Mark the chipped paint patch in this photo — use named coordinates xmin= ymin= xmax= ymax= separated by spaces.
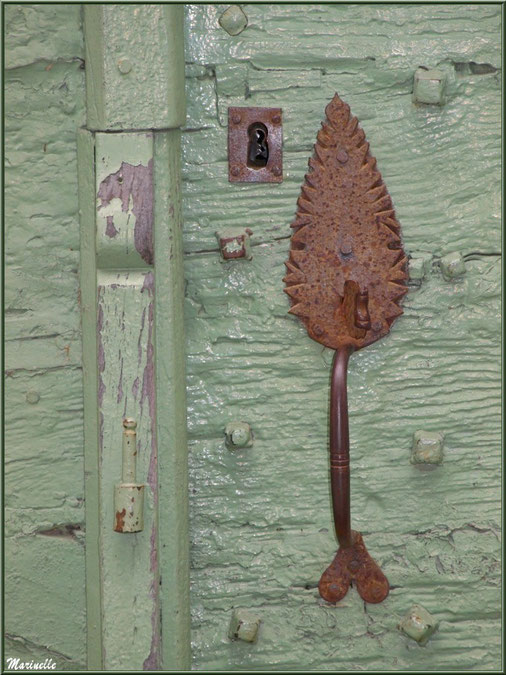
xmin=105 ymin=216 xmax=119 ymax=238
xmin=97 ymin=160 xmax=153 ymax=265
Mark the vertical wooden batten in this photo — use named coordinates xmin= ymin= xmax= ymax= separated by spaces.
xmin=80 ymin=4 xmax=189 ymax=670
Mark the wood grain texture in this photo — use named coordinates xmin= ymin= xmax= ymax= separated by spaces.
xmin=4 ymin=4 xmax=86 ymax=669
xmin=183 ymin=4 xmax=501 ymax=670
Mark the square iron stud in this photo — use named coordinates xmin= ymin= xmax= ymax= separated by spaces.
xmin=228 ymin=609 xmax=261 ymax=643
xmin=440 ymin=251 xmax=466 ymax=280
xmin=228 ymin=107 xmax=283 ymax=183
xmin=399 ymin=604 xmax=440 ymax=645
xmin=413 ymin=68 xmax=447 ymax=105
xmin=216 ymin=228 xmax=253 ymax=261
xmin=219 ymin=6 xmax=248 ymax=36
xmin=411 ymin=430 xmax=444 ymax=465
xmin=408 ymin=253 xmax=432 ymax=282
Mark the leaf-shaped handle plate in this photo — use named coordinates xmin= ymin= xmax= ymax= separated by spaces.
xmin=284 ymin=93 xmax=408 ymax=351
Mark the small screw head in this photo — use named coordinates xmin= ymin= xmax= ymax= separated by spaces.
xmin=225 ymin=421 xmax=253 ymax=448
xmin=231 ymin=166 xmax=241 ymax=177
xmin=272 ymin=113 xmax=281 ymax=124
xmin=231 ymin=113 xmax=242 ymax=124
xmin=272 ymin=166 xmax=282 ymax=177
xmin=25 ymin=390 xmax=40 ymax=404
xmin=372 ymin=320 xmax=383 ymax=332
xmin=117 ymin=58 xmax=133 ymax=75
xmin=340 ymin=242 xmax=353 ymax=256
xmin=336 ymin=147 xmax=349 ymax=164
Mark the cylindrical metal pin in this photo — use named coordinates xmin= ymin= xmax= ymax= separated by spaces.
xmin=113 ymin=418 xmax=145 ymax=533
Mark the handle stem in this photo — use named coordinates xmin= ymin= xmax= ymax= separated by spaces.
xmin=330 ymin=345 xmax=353 ymax=548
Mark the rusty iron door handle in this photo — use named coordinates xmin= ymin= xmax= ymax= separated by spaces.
xmin=284 ymin=93 xmax=408 ymax=604
xmin=329 ymin=346 xmax=353 ymax=549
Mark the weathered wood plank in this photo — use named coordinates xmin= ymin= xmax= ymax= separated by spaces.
xmin=4 ymin=5 xmax=86 ymax=668
xmin=91 ymin=132 xmax=160 ymax=669
xmin=96 ymin=270 xmax=159 ymax=669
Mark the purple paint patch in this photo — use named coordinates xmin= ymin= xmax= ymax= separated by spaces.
xmin=138 ymin=307 xmax=146 ymax=366
xmin=132 ymin=376 xmax=140 ymax=400
xmin=105 ymin=216 xmax=119 ymax=238
xmin=97 ymin=160 xmax=154 ymax=265
xmin=141 ymin=271 xmax=154 ymax=296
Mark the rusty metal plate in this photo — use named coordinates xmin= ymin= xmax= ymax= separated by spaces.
xmin=318 ymin=530 xmax=389 ymax=604
xmin=228 ymin=107 xmax=283 ymax=183
xmin=283 ymin=92 xmax=408 ymax=351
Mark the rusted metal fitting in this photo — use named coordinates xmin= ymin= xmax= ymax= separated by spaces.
xmin=113 ymin=418 xmax=144 ymax=533
xmin=228 ymin=609 xmax=261 ymax=643
xmin=216 ymin=228 xmax=253 ymax=261
xmin=284 ymin=92 xmax=409 ymax=605
xmin=228 ymin=107 xmax=283 ymax=183
xmin=399 ymin=604 xmax=440 ymax=645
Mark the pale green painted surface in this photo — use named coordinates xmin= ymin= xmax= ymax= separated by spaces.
xmin=5 ymin=3 xmax=87 ymax=670
xmin=77 ymin=128 xmax=102 ymax=671
xmin=84 ymin=4 xmax=186 ymax=131
xmin=153 ymin=131 xmax=192 ymax=670
xmin=183 ymin=4 xmax=501 ymax=671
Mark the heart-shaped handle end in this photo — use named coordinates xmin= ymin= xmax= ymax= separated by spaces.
xmin=318 ymin=531 xmax=389 ymax=604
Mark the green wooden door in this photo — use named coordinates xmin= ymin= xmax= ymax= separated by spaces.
xmin=182 ymin=3 xmax=501 ymax=671
xmin=4 ymin=3 xmax=501 ymax=671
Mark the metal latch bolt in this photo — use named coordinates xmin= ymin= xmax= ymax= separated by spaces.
xmin=113 ymin=418 xmax=145 ymax=533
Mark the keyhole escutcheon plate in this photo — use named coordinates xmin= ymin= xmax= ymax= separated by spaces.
xmin=228 ymin=106 xmax=283 ymax=183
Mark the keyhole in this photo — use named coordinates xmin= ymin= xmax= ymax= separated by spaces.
xmin=247 ymin=122 xmax=269 ymax=169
